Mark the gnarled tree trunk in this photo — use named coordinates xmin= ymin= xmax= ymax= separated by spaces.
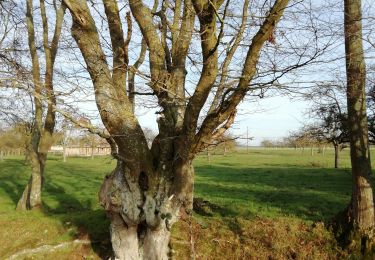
xmin=99 ymin=155 xmax=194 ymax=259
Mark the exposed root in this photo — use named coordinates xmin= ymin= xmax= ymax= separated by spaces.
xmin=6 ymin=239 xmax=91 ymax=260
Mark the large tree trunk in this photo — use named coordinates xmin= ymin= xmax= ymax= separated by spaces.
xmin=99 ymin=157 xmax=194 ymax=259
xmin=108 ymin=213 xmax=172 ymax=260
xmin=109 ymin=214 xmax=171 ymax=260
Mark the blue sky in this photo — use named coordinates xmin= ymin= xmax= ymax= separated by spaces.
xmin=7 ymin=0 xmax=373 ymax=147
xmin=134 ymin=95 xmax=310 ymax=146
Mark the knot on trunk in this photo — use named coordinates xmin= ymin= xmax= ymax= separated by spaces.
xmin=99 ymin=164 xmax=143 ymax=225
xmin=142 ymin=194 xmax=179 ymax=231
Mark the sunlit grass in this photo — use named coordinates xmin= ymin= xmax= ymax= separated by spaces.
xmin=194 ymin=148 xmax=355 ymax=221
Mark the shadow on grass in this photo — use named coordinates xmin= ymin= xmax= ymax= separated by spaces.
xmin=0 ymin=157 xmax=361 ymax=256
xmin=0 ymin=159 xmax=29 ymax=204
xmin=194 ymin=165 xmax=354 ymax=221
xmin=43 ymin=181 xmax=111 ymax=259
xmin=0 ymin=158 xmax=112 ymax=259
xmin=43 ymin=161 xmax=112 ymax=259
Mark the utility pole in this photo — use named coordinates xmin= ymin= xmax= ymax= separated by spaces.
xmin=237 ymin=127 xmax=253 ymax=153
xmin=247 ymin=127 xmax=249 ymax=153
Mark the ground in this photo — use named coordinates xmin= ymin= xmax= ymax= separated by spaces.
xmin=0 ymin=148 xmax=365 ymax=259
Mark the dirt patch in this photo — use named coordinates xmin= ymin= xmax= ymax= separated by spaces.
xmin=193 ymin=198 xmax=224 ymax=216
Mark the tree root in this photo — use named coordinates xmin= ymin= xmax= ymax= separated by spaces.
xmin=329 ymin=206 xmax=375 ymax=258
xmin=6 ymin=239 xmax=91 ymax=260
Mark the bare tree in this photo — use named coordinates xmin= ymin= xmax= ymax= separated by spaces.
xmin=58 ymin=0 xmax=330 ymax=257
xmin=304 ymin=83 xmax=349 ymax=168
xmin=0 ymin=123 xmax=30 ymax=159
xmin=16 ymin=0 xmax=66 ymax=210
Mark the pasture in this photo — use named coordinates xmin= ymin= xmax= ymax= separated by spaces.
xmin=0 ymin=148 xmax=361 ymax=259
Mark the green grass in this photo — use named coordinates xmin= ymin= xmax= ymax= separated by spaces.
xmin=0 ymin=155 xmax=115 ymax=259
xmin=0 ymin=148 xmax=367 ymax=258
xmin=194 ymin=149 xmax=354 ymax=222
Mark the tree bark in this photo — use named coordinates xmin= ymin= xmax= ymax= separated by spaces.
xmin=17 ymin=148 xmax=42 ymax=210
xmin=345 ymin=0 xmax=375 ymax=232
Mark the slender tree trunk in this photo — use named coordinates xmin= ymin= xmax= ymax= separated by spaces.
xmin=63 ymin=145 xmax=67 ymax=162
xmin=91 ymin=140 xmax=94 ymax=160
xmin=334 ymin=144 xmax=339 ymax=169
xmin=206 ymin=148 xmax=211 ymax=164
xmin=345 ymin=0 xmax=375 ymax=232
xmin=17 ymin=148 xmax=43 ymax=210
xmin=331 ymin=0 xmax=375 ymax=254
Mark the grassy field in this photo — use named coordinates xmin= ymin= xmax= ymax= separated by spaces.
xmin=0 ymin=148 xmax=366 ymax=259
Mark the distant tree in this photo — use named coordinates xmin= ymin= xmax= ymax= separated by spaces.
xmin=78 ymin=132 xmax=105 ymax=159
xmin=0 ymin=123 xmax=30 ymax=158
xmin=281 ymin=136 xmax=297 ymax=149
xmin=288 ymin=129 xmax=318 ymax=151
xmin=210 ymin=134 xmax=237 ymax=155
xmin=261 ymin=139 xmax=275 ymax=148
xmin=303 ymin=84 xmax=349 ymax=168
